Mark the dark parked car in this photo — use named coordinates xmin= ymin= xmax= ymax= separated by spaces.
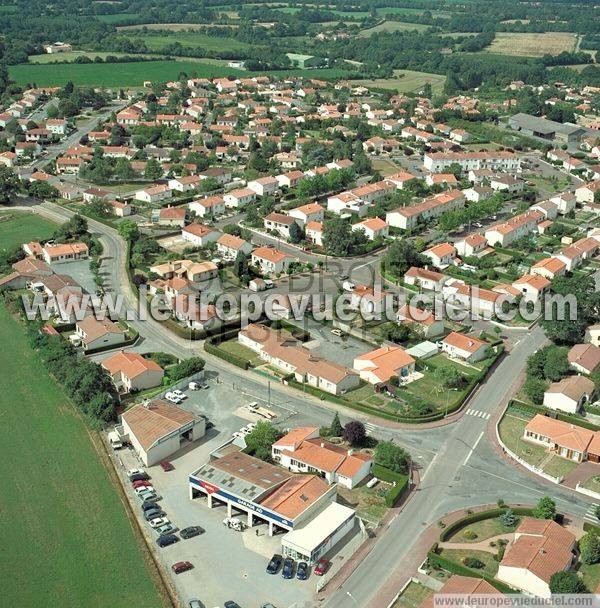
xmin=266 ymin=553 xmax=283 ymax=574
xmin=281 ymin=557 xmax=294 ymax=579
xmin=156 ymin=533 xmax=179 ymax=547
xmin=296 ymin=561 xmax=308 ymax=580
xmin=224 ymin=602 xmax=241 ymax=608
xmin=160 ymin=460 xmax=174 ymax=472
xmin=180 ymin=526 xmax=205 ymax=539
xmin=130 ymin=472 xmax=150 ymax=482
xmin=313 ymin=558 xmax=330 ymax=576
xmin=171 ymin=561 xmax=194 ymax=574
xmin=144 ymin=508 xmax=164 ymax=521
xmin=141 ymin=501 xmax=158 ymax=512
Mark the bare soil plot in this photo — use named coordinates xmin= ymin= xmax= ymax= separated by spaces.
xmin=484 ymin=32 xmax=578 ymax=57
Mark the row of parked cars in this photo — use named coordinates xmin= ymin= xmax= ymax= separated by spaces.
xmin=232 ymin=421 xmax=257 ymax=439
xmin=128 ymin=468 xmax=204 ymax=552
xmin=265 ymin=554 xmax=330 ymax=580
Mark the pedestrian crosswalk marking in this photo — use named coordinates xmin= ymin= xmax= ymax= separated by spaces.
xmin=584 ymin=504 xmax=599 ymax=524
xmin=466 ymin=409 xmax=491 ymax=420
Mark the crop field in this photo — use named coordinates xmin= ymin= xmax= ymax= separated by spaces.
xmin=117 ymin=22 xmax=239 ymax=31
xmin=9 ymin=59 xmax=246 ymax=87
xmin=0 ymin=210 xmax=56 ymax=252
xmin=351 ymin=69 xmax=446 ymax=94
xmin=27 ymin=51 xmax=164 ymax=63
xmin=133 ymin=32 xmax=252 ymax=53
xmin=358 ymin=20 xmax=430 ymax=36
xmin=0 ymin=303 xmax=167 ymax=608
xmin=484 ymin=32 xmax=578 ymax=57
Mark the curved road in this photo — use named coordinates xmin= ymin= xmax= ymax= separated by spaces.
xmin=23 ymin=201 xmax=598 ymax=608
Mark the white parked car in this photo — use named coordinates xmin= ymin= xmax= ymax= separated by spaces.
xmin=342 ymin=280 xmax=355 ymax=291
xmin=188 ymin=381 xmax=200 ymax=390
xmin=171 ymin=389 xmax=186 ymax=399
xmin=165 ymin=392 xmax=183 ymax=404
xmin=149 ymin=517 xmax=170 ymax=529
xmin=127 ymin=468 xmax=145 ymax=478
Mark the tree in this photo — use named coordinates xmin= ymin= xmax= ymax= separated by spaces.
xmin=549 ymin=571 xmax=587 ymax=593
xmin=289 ymin=221 xmax=304 ymax=244
xmin=436 ymin=366 xmax=463 ymax=389
xmin=580 ymin=532 xmax=600 ymax=565
xmin=343 ymin=420 xmax=366 ymax=447
xmin=375 ymin=440 xmax=410 ymax=474
xmin=244 ymin=421 xmax=281 ymax=461
xmin=383 ymin=240 xmax=426 ymax=278
xmin=118 ymin=220 xmax=140 ymax=242
xmin=144 ymin=157 xmax=163 ymax=180
xmin=533 ymin=496 xmax=556 ymax=520
xmin=233 ymin=251 xmax=250 ymax=282
xmin=0 ymin=166 xmax=21 ymax=204
xmin=499 ymin=509 xmax=517 ymax=528
xmin=523 ymin=376 xmax=547 ymax=405
xmin=330 ymin=412 xmax=343 ymax=437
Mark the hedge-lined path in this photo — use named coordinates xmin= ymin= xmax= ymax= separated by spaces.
xmin=438 ymin=533 xmax=516 ymax=553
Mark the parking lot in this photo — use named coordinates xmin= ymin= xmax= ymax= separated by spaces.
xmin=113 ymin=376 xmax=319 ymax=608
xmin=50 ymin=258 xmax=97 ymax=295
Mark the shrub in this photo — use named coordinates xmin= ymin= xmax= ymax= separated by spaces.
xmin=463 ymin=557 xmax=484 ymax=569
xmin=343 ymin=420 xmax=367 ymax=447
xmin=463 ymin=530 xmax=478 ymax=540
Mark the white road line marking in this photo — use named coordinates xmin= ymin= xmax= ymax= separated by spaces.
xmin=463 ymin=431 xmax=484 ymax=466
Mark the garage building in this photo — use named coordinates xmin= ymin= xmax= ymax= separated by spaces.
xmin=189 ymin=449 xmax=356 ymax=558
xmin=120 ymin=399 xmax=205 ymax=466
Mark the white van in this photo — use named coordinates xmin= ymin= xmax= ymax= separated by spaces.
xmin=108 ymin=431 xmax=123 ymax=450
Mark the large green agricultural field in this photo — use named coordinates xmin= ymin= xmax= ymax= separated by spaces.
xmin=9 ymin=59 xmax=246 ymax=87
xmin=0 ymin=210 xmax=56 ymax=253
xmin=131 ymin=31 xmax=252 ymax=53
xmin=28 ymin=51 xmax=166 ymax=63
xmin=358 ymin=20 xmax=430 ymax=36
xmin=0 ymin=302 xmax=167 ymax=608
xmin=96 ymin=12 xmax=141 ymax=23
xmin=351 ymin=69 xmax=446 ymax=94
xmin=483 ymin=32 xmax=578 ymax=57
xmin=10 ymin=60 xmax=356 ymax=87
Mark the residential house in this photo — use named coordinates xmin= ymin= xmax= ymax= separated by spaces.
xmin=455 ymin=233 xmax=488 ymax=257
xmin=530 ymin=257 xmax=566 ymax=280
xmin=351 ymin=217 xmax=389 ymax=241
xmin=512 ymin=274 xmax=551 ymax=301
xmin=568 ymin=343 xmax=600 ymax=375
xmin=353 ymin=345 xmax=415 ymax=385
xmin=440 ymin=332 xmax=488 ymax=363
xmin=396 ymin=304 xmax=444 ymax=338
xmin=247 ymin=176 xmax=279 ymax=197
xmin=223 ymin=187 xmax=256 ymax=209
xmin=181 ymin=223 xmax=220 ymax=248
xmin=42 ymin=242 xmax=88 ymax=264
xmin=157 ymin=206 xmax=187 ymax=228
xmin=288 ymin=203 xmax=324 ymax=225
xmin=252 ymin=246 xmax=294 ymax=275
xmin=423 ymin=243 xmax=456 ymax=269
xmin=188 ymin=195 xmax=226 ymax=219
xmin=101 ymin=350 xmax=164 ymax=394
xmin=403 ymin=266 xmax=448 ymax=291
xmin=305 ymin=221 xmax=324 ymax=247
xmin=216 ymin=233 xmax=252 ymax=261
xmin=75 ymin=317 xmax=127 ymax=351
xmin=135 ymin=184 xmax=172 ymax=204
xmin=263 ymin=212 xmax=299 ymax=239
xmin=543 ymin=375 xmax=596 ymax=413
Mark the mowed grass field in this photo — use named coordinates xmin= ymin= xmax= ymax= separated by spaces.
xmin=352 ymin=69 xmax=446 ymax=94
xmin=0 ymin=303 xmax=167 ymax=608
xmin=484 ymin=32 xmax=578 ymax=57
xmin=358 ymin=20 xmax=430 ymax=36
xmin=0 ymin=210 xmax=56 ymax=253
xmin=28 ymin=51 xmax=164 ymax=63
xmin=10 ymin=59 xmax=246 ymax=86
xmin=135 ymin=32 xmax=252 ymax=53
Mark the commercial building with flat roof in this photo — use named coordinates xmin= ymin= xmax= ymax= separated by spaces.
xmin=508 ymin=113 xmax=587 ymax=143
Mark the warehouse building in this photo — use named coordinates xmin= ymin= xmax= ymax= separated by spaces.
xmin=119 ymin=399 xmax=205 ymax=466
xmin=189 ymin=448 xmax=356 ymax=561
xmin=508 ymin=113 xmax=587 ymax=143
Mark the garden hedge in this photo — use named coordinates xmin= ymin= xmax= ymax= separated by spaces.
xmin=204 ymin=339 xmax=249 ymax=370
xmin=439 ymin=507 xmax=535 ymax=542
xmin=508 ymin=400 xmax=599 ymax=431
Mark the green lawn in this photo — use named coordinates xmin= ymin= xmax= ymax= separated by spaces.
xmin=498 ymin=414 xmax=548 ymax=467
xmin=350 ymin=69 xmax=446 ymax=94
xmin=218 ymin=338 xmax=263 ymax=366
xmin=447 ymin=516 xmax=519 ymax=543
xmin=439 ymin=548 xmax=499 ymax=577
xmin=392 ymin=581 xmax=433 ymax=608
xmin=0 ymin=210 xmax=56 ymax=253
xmin=582 ymin=475 xmax=600 ymax=494
xmin=577 ymin=562 xmax=600 ymax=592
xmin=542 ymin=455 xmax=578 ymax=479
xmin=0 ymin=303 xmax=166 ymax=607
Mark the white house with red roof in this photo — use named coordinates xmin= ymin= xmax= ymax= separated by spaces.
xmin=440 ymin=332 xmax=489 ymax=363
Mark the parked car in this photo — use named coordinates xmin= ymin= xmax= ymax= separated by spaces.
xmin=138 ymin=491 xmax=158 ymax=502
xmin=130 ymin=472 xmax=150 ymax=482
xmin=313 ymin=558 xmax=330 ymax=576
xmin=188 ymin=381 xmax=200 ymax=390
xmin=261 ymin=604 xmax=277 ymax=608
xmin=160 ymin=460 xmax=174 ymax=472
xmin=189 ymin=601 xmax=204 ymax=608
xmin=224 ymin=602 xmax=241 ymax=608
xmin=165 ymin=392 xmax=183 ymax=404
xmin=141 ymin=501 xmax=159 ymax=512
xmin=127 ymin=468 xmax=146 ymax=479
xmin=149 ymin=517 xmax=170 ymax=529
xmin=180 ymin=526 xmax=204 ymax=539
xmin=156 ymin=523 xmax=177 ymax=535
xmin=171 ymin=389 xmax=186 ymax=399
xmin=296 ymin=561 xmax=308 ymax=580
xmin=331 ymin=328 xmax=343 ymax=337
xmin=156 ymin=533 xmax=179 ymax=548
xmin=144 ymin=508 xmax=164 ymax=521
xmin=281 ymin=557 xmax=294 ymax=579
xmin=266 ymin=554 xmax=283 ymax=574
xmin=200 ymin=383 xmax=209 ymax=389
xmin=132 ymin=480 xmax=153 ymax=489
xmin=135 ymin=486 xmax=154 ymax=496
xmin=171 ymin=561 xmax=193 ymax=574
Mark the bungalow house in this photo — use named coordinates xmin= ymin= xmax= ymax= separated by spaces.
xmin=149 ymin=259 xmax=218 ymax=283
xmin=223 ymin=187 xmax=256 ymax=209
xmin=276 ymin=170 xmax=306 ymax=189
xmin=252 ymin=246 xmax=294 ymax=275
xmin=353 ymin=345 xmax=415 ymax=385
xmin=351 ymin=217 xmax=389 ymax=241
xmin=216 ymin=233 xmax=252 ymax=261
xmin=455 ymin=233 xmax=488 ymax=257
xmin=157 ymin=206 xmax=187 ymax=228
xmin=422 ymin=243 xmax=456 ymax=269
xmin=75 ymin=317 xmax=127 ymax=351
xmin=272 ymin=428 xmax=373 ymax=489
xmin=404 ymin=266 xmax=447 ymax=291
xmin=181 ymin=223 xmax=220 ymax=248
xmin=101 ymin=350 xmax=164 ymax=394
xmin=497 ymin=517 xmax=576 ymax=598
xmin=568 ymin=343 xmax=600 ymax=375
xmin=188 ymin=195 xmax=226 ymax=219
xmin=440 ymin=332 xmax=488 ymax=363
xmin=530 ymin=257 xmax=566 ymax=280
xmin=575 ymin=180 xmax=600 ymax=205
xmin=263 ymin=212 xmax=299 ymax=239
xmin=247 ymin=176 xmax=278 ymax=197
xmin=385 ymin=171 xmax=417 ymax=190
xmin=288 ymin=203 xmax=324 ymax=225
xmin=135 ymin=184 xmax=172 ymax=204
xmin=512 ymin=274 xmax=551 ymax=301
xmin=543 ymin=375 xmax=596 ymax=413
xmin=42 ymin=242 xmax=88 ymax=264
xmin=396 ymin=304 xmax=444 ymax=338
xmin=168 ymin=175 xmax=201 ymax=193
